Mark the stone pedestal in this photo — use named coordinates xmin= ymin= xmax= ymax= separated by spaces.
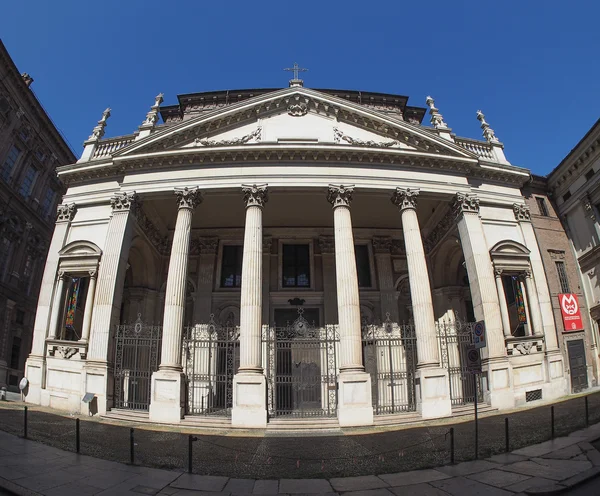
xmin=24 ymin=355 xmax=45 ymax=405
xmin=337 ymin=371 xmax=374 ymax=427
xmin=82 ymin=360 xmax=112 ymax=416
xmin=148 ymin=370 xmax=185 ymax=423
xmin=415 ymin=367 xmax=452 ymax=418
xmin=482 ymin=359 xmax=515 ymax=409
xmin=543 ymin=351 xmax=568 ymax=400
xmin=231 ymin=372 xmax=267 ymax=428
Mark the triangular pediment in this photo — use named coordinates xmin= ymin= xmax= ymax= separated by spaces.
xmin=112 ymin=87 xmax=477 ymax=161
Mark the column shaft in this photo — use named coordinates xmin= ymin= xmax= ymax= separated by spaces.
xmin=80 ymin=272 xmax=97 ymax=343
xmin=319 ymin=236 xmax=338 ymax=325
xmin=524 ymin=272 xmax=544 ymax=337
xmin=373 ymin=237 xmax=399 ymax=323
xmin=495 ymin=271 xmax=512 ymax=338
xmin=47 ymin=274 xmax=66 ymax=340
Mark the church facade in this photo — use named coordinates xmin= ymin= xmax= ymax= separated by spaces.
xmin=24 ymin=80 xmax=579 ymax=427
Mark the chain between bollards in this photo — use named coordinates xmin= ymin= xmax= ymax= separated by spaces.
xmin=449 ymin=427 xmax=455 ymax=465
xmin=76 ymin=418 xmax=80 ymax=453
xmin=130 ymin=428 xmax=135 ymax=465
xmin=551 ymin=406 xmax=555 ymax=440
xmin=585 ymin=396 xmax=589 ymax=427
xmin=505 ymin=417 xmax=509 ymax=453
xmin=23 ymin=406 xmax=27 ymax=439
xmin=188 ymin=435 xmax=198 ymax=474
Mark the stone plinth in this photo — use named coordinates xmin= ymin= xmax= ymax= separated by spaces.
xmin=415 ymin=367 xmax=452 ymax=418
xmin=337 ymin=371 xmax=374 ymax=427
xmin=231 ymin=372 xmax=267 ymax=428
xmin=148 ymin=370 xmax=185 ymax=423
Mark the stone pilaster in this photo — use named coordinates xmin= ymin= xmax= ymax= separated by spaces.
xmin=262 ymin=236 xmax=272 ymax=325
xmin=80 ymin=270 xmax=97 ymax=343
xmin=373 ymin=236 xmax=399 ymax=323
xmin=319 ymin=236 xmax=338 ymax=325
xmin=523 ymin=270 xmax=544 ymax=337
xmin=192 ymin=237 xmax=218 ymax=324
xmin=392 ymin=187 xmax=451 ymax=418
xmin=47 ymin=271 xmax=66 ymax=340
xmin=453 ymin=192 xmax=514 ymax=409
xmin=232 ymin=184 xmax=268 ymax=428
xmin=327 ymin=185 xmax=373 ymax=426
xmin=494 ymin=269 xmax=512 ymax=338
xmin=149 ymin=187 xmax=202 ymax=423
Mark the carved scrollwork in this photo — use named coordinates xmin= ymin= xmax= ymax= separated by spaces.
xmin=513 ymin=203 xmax=531 ymax=222
xmin=175 ymin=187 xmax=202 ymax=210
xmin=452 ymin=192 xmax=480 ymax=217
xmin=191 ymin=236 xmax=219 ymax=255
xmin=135 ymin=207 xmax=170 ymax=254
xmin=372 ymin=236 xmax=392 ymax=254
xmin=391 ymin=187 xmax=419 ymax=211
xmin=333 ymin=127 xmax=399 ymax=148
xmin=110 ymin=192 xmax=138 ymax=212
xmin=327 ymin=184 xmax=354 ymax=208
xmin=318 ymin=235 xmax=335 ymax=254
xmin=195 ymin=126 xmax=261 ymax=147
xmin=287 ymin=103 xmax=308 ymax=117
xmin=56 ymin=203 xmax=77 ymax=223
xmin=241 ymin=184 xmax=268 ymax=208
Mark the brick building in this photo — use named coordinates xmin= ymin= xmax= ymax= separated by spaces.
xmin=0 ymin=40 xmax=75 ymax=390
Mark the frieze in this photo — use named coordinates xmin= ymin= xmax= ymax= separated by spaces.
xmin=194 ymin=126 xmax=261 ymax=147
xmin=513 ymin=203 xmax=531 ymax=222
xmin=372 ymin=236 xmax=392 ymax=254
xmin=548 ymin=249 xmax=566 ymax=260
xmin=333 ymin=127 xmax=399 ymax=148
xmin=47 ymin=342 xmax=87 ymax=360
xmin=242 ymin=184 xmax=268 ymax=208
xmin=506 ymin=337 xmax=544 ymax=356
xmin=191 ymin=236 xmax=219 ymax=255
xmin=327 ymin=184 xmax=354 ymax=208
xmin=175 ymin=187 xmax=203 ymax=210
xmin=452 ymin=192 xmax=480 ymax=217
xmin=391 ymin=187 xmax=419 ymax=211
xmin=318 ymin=235 xmax=335 ymax=254
xmin=391 ymin=239 xmax=406 ymax=256
xmin=56 ymin=203 xmax=77 ymax=223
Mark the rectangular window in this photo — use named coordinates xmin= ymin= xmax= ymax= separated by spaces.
xmin=355 ymin=245 xmax=372 ymax=287
xmin=1 ymin=145 xmax=21 ymax=181
xmin=563 ymin=192 xmax=572 ymax=202
xmin=536 ymin=197 xmax=549 ymax=216
xmin=41 ymin=188 xmax=55 ymax=217
xmin=220 ymin=245 xmax=243 ymax=288
xmin=282 ymin=244 xmax=310 ymax=288
xmin=556 ymin=261 xmax=570 ymax=293
xmin=10 ymin=337 xmax=21 ymax=370
xmin=15 ymin=310 xmax=24 ymax=325
xmin=0 ymin=237 xmax=11 ymax=278
xmin=585 ymin=169 xmax=595 ymax=181
xmin=19 ymin=164 xmax=36 ymax=198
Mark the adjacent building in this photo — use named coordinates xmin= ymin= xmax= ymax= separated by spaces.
xmin=0 ymin=40 xmax=75 ymax=391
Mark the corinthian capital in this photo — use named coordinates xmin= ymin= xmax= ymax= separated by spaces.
xmin=242 ymin=184 xmax=268 ymax=208
xmin=175 ymin=187 xmax=202 ymax=210
xmin=391 ymin=187 xmax=419 ymax=211
xmin=513 ymin=203 xmax=531 ymax=222
xmin=372 ymin=236 xmax=392 ymax=253
xmin=327 ymin=184 xmax=354 ymax=208
xmin=56 ymin=203 xmax=77 ymax=223
xmin=452 ymin=192 xmax=480 ymax=217
xmin=111 ymin=192 xmax=138 ymax=212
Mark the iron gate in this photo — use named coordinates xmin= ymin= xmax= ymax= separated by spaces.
xmin=362 ymin=319 xmax=418 ymax=414
xmin=113 ymin=315 xmax=161 ymax=411
xmin=437 ymin=320 xmax=483 ymax=405
xmin=183 ymin=316 xmax=239 ymax=416
xmin=263 ymin=310 xmax=339 ymax=417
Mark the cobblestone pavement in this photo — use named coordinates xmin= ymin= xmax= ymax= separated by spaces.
xmin=0 ymin=420 xmax=599 ymax=495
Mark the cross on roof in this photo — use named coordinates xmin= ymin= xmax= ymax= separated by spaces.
xmin=284 ymin=62 xmax=308 ymax=81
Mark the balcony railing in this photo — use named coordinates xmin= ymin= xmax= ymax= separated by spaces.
xmin=455 ymin=137 xmax=495 ymax=161
xmin=92 ymin=135 xmax=135 ymax=159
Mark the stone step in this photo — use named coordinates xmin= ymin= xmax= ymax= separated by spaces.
xmin=103 ymin=409 xmax=150 ymax=423
xmin=267 ymin=417 xmax=340 ymax=431
xmin=180 ymin=416 xmax=233 ymax=429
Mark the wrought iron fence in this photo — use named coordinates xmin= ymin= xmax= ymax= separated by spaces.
xmin=263 ymin=311 xmax=339 ymax=418
xmin=437 ymin=320 xmax=483 ymax=406
xmin=113 ymin=315 xmax=162 ymax=411
xmin=182 ymin=316 xmax=239 ymax=416
xmin=362 ymin=319 xmax=418 ymax=414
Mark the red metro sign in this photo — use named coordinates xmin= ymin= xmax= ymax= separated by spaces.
xmin=558 ymin=293 xmax=584 ymax=332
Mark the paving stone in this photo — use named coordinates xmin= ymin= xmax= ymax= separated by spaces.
xmin=530 ymin=456 xmax=592 ymax=474
xmin=253 ymin=479 xmax=279 ymax=494
xmin=329 ymin=475 xmax=389 ymax=492
xmin=43 ymin=481 xmax=102 ymax=496
xmin=223 ymin=478 xmax=255 ymax=493
xmin=560 ymin=465 xmax=600 ymax=487
xmin=486 ymin=453 xmax=529 ymax=465
xmin=0 ymin=464 xmax=27 ymax=480
xmin=157 ymin=488 xmax=179 ymax=495
xmin=540 ymin=444 xmax=582 ymax=459
xmin=512 ymin=438 xmax=579 ymax=458
xmin=279 ymin=478 xmax=333 ymax=493
xmin=430 ymin=476 xmax=514 ymax=495
xmin=498 ymin=460 xmax=585 ymax=482
xmin=573 ymin=454 xmax=589 ymax=461
xmin=577 ymin=441 xmax=595 ymax=452
xmin=340 ymin=489 xmax=394 ymax=496
xmin=170 ymin=474 xmax=229 ymax=491
xmin=436 ymin=460 xmax=498 ymax=477
xmin=378 ymin=469 xmax=450 ymax=487
xmin=504 ymin=476 xmax=561 ymax=493
xmin=388 ymin=483 xmax=451 ymax=496
xmin=586 ymin=449 xmax=600 ymax=466
xmin=467 ymin=469 xmax=531 ymax=488
xmin=524 ymin=483 xmax=566 ymax=494
xmin=79 ymin=469 xmax=138 ymax=489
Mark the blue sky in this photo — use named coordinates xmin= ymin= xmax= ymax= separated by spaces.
xmin=2 ymin=1 xmax=599 ymax=175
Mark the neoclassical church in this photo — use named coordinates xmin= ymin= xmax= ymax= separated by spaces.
xmin=24 ymin=74 xmax=572 ymax=427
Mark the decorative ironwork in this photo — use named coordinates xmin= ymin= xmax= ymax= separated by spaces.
xmin=182 ymin=315 xmax=240 ymax=417
xmin=263 ymin=309 xmax=339 ymax=418
xmin=436 ymin=320 xmax=483 ymax=406
xmin=362 ymin=315 xmax=418 ymax=414
xmin=113 ymin=314 xmax=162 ymax=411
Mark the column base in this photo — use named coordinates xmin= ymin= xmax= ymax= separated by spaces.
xmin=337 ymin=371 xmax=374 ymax=427
xmin=415 ymin=367 xmax=452 ymax=419
xmin=483 ymin=359 xmax=515 ymax=410
xmin=231 ymin=372 xmax=267 ymax=428
xmin=148 ymin=369 xmax=185 ymax=423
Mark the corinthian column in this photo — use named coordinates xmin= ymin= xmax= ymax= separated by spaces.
xmin=523 ymin=270 xmax=544 ymax=337
xmin=232 ymin=184 xmax=269 ymax=428
xmin=327 ymin=185 xmax=373 ymax=426
xmin=80 ymin=270 xmax=97 ymax=343
xmin=47 ymin=271 xmax=67 ymax=340
xmin=150 ymin=187 xmax=202 ymax=422
xmin=238 ymin=184 xmax=267 ymax=373
xmin=391 ymin=188 xmax=439 ymax=369
xmin=494 ymin=269 xmax=512 ymax=338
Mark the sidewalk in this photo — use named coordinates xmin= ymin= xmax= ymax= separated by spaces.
xmin=1 ymin=424 xmax=600 ymax=495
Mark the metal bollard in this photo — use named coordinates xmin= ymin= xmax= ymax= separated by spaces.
xmin=551 ymin=406 xmax=555 ymax=440
xmin=505 ymin=417 xmax=509 ymax=453
xmin=585 ymin=396 xmax=589 ymax=427
xmin=76 ymin=418 xmax=80 ymax=453
xmin=450 ymin=427 xmax=455 ymax=465
xmin=188 ymin=435 xmax=198 ymax=473
xmin=23 ymin=406 xmax=28 ymax=439
xmin=130 ymin=428 xmax=135 ymax=465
